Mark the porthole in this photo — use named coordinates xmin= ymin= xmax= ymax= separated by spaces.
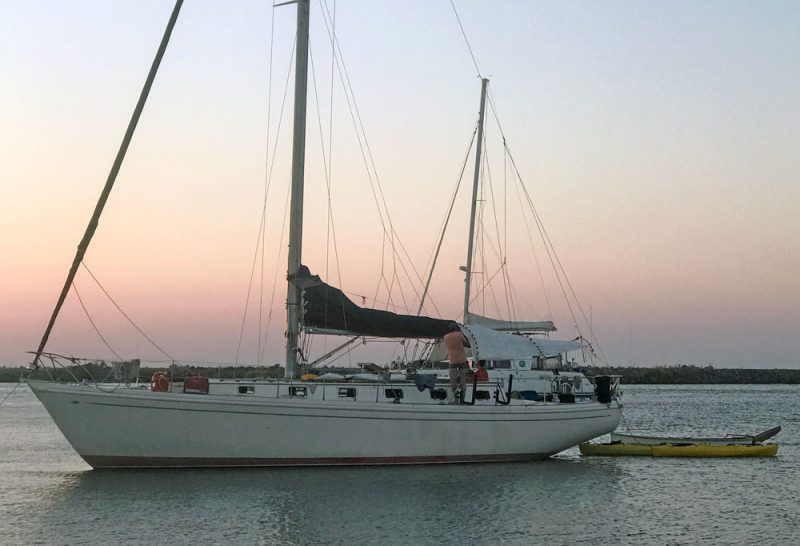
xmin=289 ymin=386 xmax=307 ymax=397
xmin=338 ymin=387 xmax=356 ymax=399
xmin=384 ymin=388 xmax=404 ymax=399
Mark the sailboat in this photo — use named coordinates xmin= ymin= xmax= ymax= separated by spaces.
xmin=26 ymin=0 xmax=621 ymax=468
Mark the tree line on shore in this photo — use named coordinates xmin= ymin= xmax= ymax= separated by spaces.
xmin=587 ymin=365 xmax=800 ymax=384
xmin=2 ymin=362 xmax=799 ymax=384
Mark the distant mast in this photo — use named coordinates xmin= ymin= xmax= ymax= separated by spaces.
xmin=285 ymin=0 xmax=311 ymax=379
xmin=462 ymin=77 xmax=489 ymax=324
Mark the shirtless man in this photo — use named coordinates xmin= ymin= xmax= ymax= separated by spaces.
xmin=443 ymin=323 xmax=468 ymax=403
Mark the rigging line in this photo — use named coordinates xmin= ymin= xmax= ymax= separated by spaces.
xmin=81 ymin=263 xmax=175 ymax=362
xmin=479 ymin=216 xmax=506 ymax=321
xmin=372 ymin=236 xmax=387 ymax=306
xmin=236 ymin=32 xmax=297 ymax=365
xmin=317 ymin=4 xmax=424 ymax=312
xmin=485 ymin=100 xmax=518 ymax=320
xmin=258 ymin=203 xmax=265 ymax=366
xmin=514 ymin=170 xmax=578 ymax=332
xmin=339 ymin=291 xmax=419 ymax=315
xmin=0 ymin=381 xmax=22 ymax=408
xmin=258 ymin=7 xmax=279 ymax=366
xmin=504 ymin=275 xmax=541 ymax=324
xmin=480 ymin=127 xmax=516 ymax=324
xmin=309 ymin=49 xmax=342 ymax=332
xmin=486 ymin=92 xmax=564 ymax=325
xmin=260 ymin=35 xmax=302 ymax=363
xmin=31 ymin=0 xmax=184 ymax=369
xmin=508 ymin=152 xmax=609 ymax=364
xmin=449 ymin=0 xmax=481 ymax=77
xmin=258 ymin=175 xmax=292 ymax=365
xmin=417 ymin=127 xmax=477 ymax=316
xmin=259 ymin=36 xmax=299 ymax=360
xmin=509 ymin=163 xmax=572 ymax=311
xmin=326 ymin=0 xmax=337 ymax=186
xmin=317 ymin=4 xmax=389 ymax=234
xmin=73 ymin=283 xmax=123 ymax=361
xmin=379 ymin=223 xmax=431 ymax=316
xmin=392 ymin=258 xmax=410 ymax=312
xmin=396 ymin=234 xmax=443 ymax=317
xmin=392 ymin=225 xmax=431 ymax=293
xmin=387 ymin=272 xmax=406 ymax=314
xmin=317 ymin=4 xmax=403 ymax=281
xmin=309 ymin=43 xmax=346 ymax=355
xmin=380 ymin=249 xmax=410 ymax=315
xmin=318 ymin=0 xmax=338 ymax=297
xmin=488 ymin=91 xmax=553 ymax=319
xmin=326 ymin=0 xmax=338 ymax=285
xmin=307 ymin=335 xmax=360 ymax=367
xmin=322 ymin=337 xmax=372 ymax=366
xmin=469 ymin=263 xmax=504 ymax=312
xmin=236 ymin=213 xmax=265 ymax=365
xmin=241 ymin=30 xmax=297 ymax=363
xmin=324 ymin=0 xmax=347 ymax=331
xmin=321 ymin=3 xmax=441 ymax=319
xmin=503 ymin=138 xmax=507 ymax=276
xmin=388 ymin=237 xmax=424 ymax=318
xmin=493 ymin=151 xmax=517 ymax=324
xmin=310 ymin=46 xmax=334 ymax=355
xmin=509 ymin=162 xmax=553 ymax=317
xmin=484 ymin=93 xmax=528 ymax=323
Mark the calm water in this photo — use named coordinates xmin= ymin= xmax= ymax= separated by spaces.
xmin=1 ymin=383 xmax=798 ymax=545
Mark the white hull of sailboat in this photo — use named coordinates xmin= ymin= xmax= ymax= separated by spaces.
xmin=28 ymin=380 xmax=621 ymax=468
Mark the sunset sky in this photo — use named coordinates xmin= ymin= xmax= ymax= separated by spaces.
xmin=1 ymin=0 xmax=798 ymax=369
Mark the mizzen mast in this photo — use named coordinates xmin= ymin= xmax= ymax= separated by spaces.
xmin=462 ymin=77 xmax=489 ymax=324
xmin=284 ymin=0 xmax=311 ymax=379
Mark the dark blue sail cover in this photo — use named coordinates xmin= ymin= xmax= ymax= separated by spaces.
xmin=295 ymin=266 xmax=454 ymax=339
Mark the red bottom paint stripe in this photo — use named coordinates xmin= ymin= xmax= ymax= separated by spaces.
xmin=83 ymin=452 xmax=552 ymax=468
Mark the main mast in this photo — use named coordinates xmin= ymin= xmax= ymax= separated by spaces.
xmin=462 ymin=77 xmax=489 ymax=324
xmin=285 ymin=0 xmax=311 ymax=379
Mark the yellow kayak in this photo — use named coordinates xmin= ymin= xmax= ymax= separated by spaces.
xmin=579 ymin=442 xmax=778 ymax=458
xmin=652 ymin=443 xmax=778 ymax=458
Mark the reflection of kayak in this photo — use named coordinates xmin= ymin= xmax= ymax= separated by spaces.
xmin=579 ymin=442 xmax=779 ymax=457
xmin=610 ymin=426 xmax=781 ymax=446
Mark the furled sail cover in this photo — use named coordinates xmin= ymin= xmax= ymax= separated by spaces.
xmin=460 ymin=324 xmax=582 ymax=360
xmin=296 ymin=266 xmax=455 ymax=338
xmin=465 ymin=312 xmax=555 ymax=332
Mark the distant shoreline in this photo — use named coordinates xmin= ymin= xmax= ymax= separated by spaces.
xmin=587 ymin=365 xmax=800 ymax=385
xmin=2 ymin=364 xmax=798 ymax=384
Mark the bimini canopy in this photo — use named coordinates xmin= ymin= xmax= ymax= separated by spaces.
xmin=460 ymin=324 xmax=582 ymax=361
xmin=296 ymin=266 xmax=455 ymax=339
xmin=465 ymin=312 xmax=555 ymax=333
